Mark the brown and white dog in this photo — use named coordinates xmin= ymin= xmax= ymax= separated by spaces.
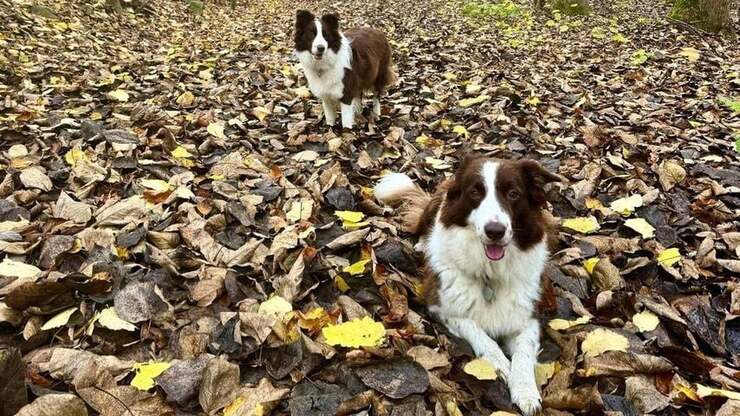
xmin=294 ymin=10 xmax=396 ymax=129
xmin=375 ymin=156 xmax=561 ymax=415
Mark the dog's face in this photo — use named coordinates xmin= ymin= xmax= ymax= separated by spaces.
xmin=294 ymin=10 xmax=342 ymax=63
xmin=441 ymin=157 xmax=561 ymax=260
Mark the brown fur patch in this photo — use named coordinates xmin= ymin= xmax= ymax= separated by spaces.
xmin=439 ymin=156 xmax=486 ymax=228
xmin=421 ymin=265 xmax=440 ymax=306
xmin=341 ymin=28 xmax=395 ymax=104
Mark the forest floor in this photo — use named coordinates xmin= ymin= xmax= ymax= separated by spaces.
xmin=1 ymin=0 xmax=740 ymax=415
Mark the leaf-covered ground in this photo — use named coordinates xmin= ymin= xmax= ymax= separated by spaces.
xmin=1 ymin=0 xmax=740 ymax=415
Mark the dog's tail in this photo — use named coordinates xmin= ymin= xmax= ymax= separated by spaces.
xmin=374 ymin=173 xmax=430 ymax=234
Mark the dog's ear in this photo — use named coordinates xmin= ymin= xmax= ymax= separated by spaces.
xmin=321 ymin=13 xmax=340 ymax=32
xmin=296 ymin=10 xmax=314 ymax=29
xmin=447 ymin=153 xmax=479 ymax=201
xmin=519 ymin=159 xmax=562 ymax=207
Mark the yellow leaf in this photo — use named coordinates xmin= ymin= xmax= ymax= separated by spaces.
xmin=171 ymin=146 xmax=193 ymax=159
xmin=130 ymin=362 xmax=172 ymax=390
xmin=452 ymin=125 xmax=469 ymax=139
xmin=335 ymin=275 xmax=350 ymax=292
xmin=465 ymin=83 xmax=481 ymax=95
xmin=657 ymin=247 xmax=680 ymax=267
xmin=458 ymin=95 xmax=490 ymax=108
xmin=445 ymin=401 xmax=464 ymax=416
xmin=107 ymin=89 xmax=130 ymax=102
xmin=322 ymin=316 xmax=385 ymax=348
xmin=97 ymin=307 xmax=137 ymax=331
xmin=463 ymin=358 xmax=498 ymax=380
xmin=292 ymin=86 xmax=311 ymax=98
xmin=335 ymin=210 xmax=367 ymax=230
xmin=527 ymin=95 xmax=541 ymax=106
xmin=679 ymin=47 xmax=700 ymax=62
xmin=140 ymin=179 xmax=172 ymax=193
xmin=609 ymin=194 xmax=643 ymax=216
xmin=632 ymin=310 xmax=659 ymax=332
xmin=343 ymin=259 xmax=370 ymax=276
xmin=548 ymin=316 xmax=590 ymax=330
xmin=583 ymin=257 xmax=600 ymax=274
xmin=425 ymin=156 xmax=452 ymax=170
xmin=695 ymin=384 xmax=740 ymax=400
xmin=64 ymin=148 xmax=88 ymax=167
xmin=535 ymin=362 xmax=558 ymax=387
xmin=335 ymin=210 xmax=364 ymax=223
xmin=258 ymin=296 xmax=293 ymax=316
xmin=286 ymin=199 xmax=313 ymax=222
xmin=207 ymin=121 xmax=226 ymax=139
xmin=224 ymin=396 xmax=246 ymax=416
xmin=581 ymin=328 xmax=629 ymax=357
xmin=624 ymin=218 xmax=655 ymax=239
xmin=41 ymin=307 xmax=77 ymax=331
xmin=0 ymin=258 xmax=42 ymax=279
xmin=562 ymin=216 xmax=600 ymax=234
xmin=674 ymin=383 xmax=701 ymax=402
xmin=252 ymin=106 xmax=270 ymax=122
xmin=443 ymin=72 xmax=458 ymax=81
xmin=176 ymin=91 xmax=195 ymax=107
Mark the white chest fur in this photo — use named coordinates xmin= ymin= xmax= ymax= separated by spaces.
xmin=295 ymin=37 xmax=352 ymax=102
xmin=425 ymin=222 xmax=546 ymax=339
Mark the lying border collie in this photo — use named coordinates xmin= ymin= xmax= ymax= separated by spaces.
xmin=293 ymin=10 xmax=396 ymax=129
xmin=375 ymin=156 xmax=561 ymax=415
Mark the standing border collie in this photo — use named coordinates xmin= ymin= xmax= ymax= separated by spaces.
xmin=293 ymin=10 xmax=396 ymax=129
xmin=375 ymin=156 xmax=561 ymax=415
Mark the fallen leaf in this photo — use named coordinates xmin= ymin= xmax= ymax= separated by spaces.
xmin=632 ymin=310 xmax=660 ymax=332
xmin=609 ymin=194 xmax=643 ymax=216
xmin=696 ymin=384 xmax=740 ymax=400
xmin=0 ymin=258 xmax=41 ymax=280
xmin=355 ymin=358 xmax=429 ymax=399
xmin=343 ymin=259 xmax=371 ymax=276
xmin=657 ymin=247 xmax=681 ymax=267
xmin=458 ymin=94 xmax=490 ymax=108
xmin=16 ymin=393 xmax=87 ymax=416
xmin=582 ymin=328 xmax=630 ymax=357
xmin=207 ymin=121 xmax=227 ymax=139
xmin=41 ymin=307 xmax=77 ymax=331
xmin=131 ymin=362 xmax=172 ymax=391
xmin=562 ymin=216 xmax=600 ymax=234
xmin=463 ymin=358 xmax=498 ymax=380
xmin=322 ymin=316 xmax=385 ymax=348
xmin=258 ymin=295 xmax=293 ymax=316
xmin=624 ymin=218 xmax=655 ymax=238
xmin=107 ymin=89 xmax=130 ymax=102
xmin=549 ymin=316 xmax=590 ymax=330
xmin=679 ymin=47 xmax=700 ymax=62
xmin=96 ymin=307 xmax=137 ymax=332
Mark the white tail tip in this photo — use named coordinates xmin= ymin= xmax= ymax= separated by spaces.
xmin=374 ymin=173 xmax=416 ymax=204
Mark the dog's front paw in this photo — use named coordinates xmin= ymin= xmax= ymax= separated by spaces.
xmin=482 ymin=354 xmax=511 ymax=383
xmin=510 ymin=384 xmax=541 ymax=416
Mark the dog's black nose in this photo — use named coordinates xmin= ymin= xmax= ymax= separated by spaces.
xmin=316 ymin=45 xmax=325 ymax=53
xmin=484 ymin=222 xmax=506 ymax=241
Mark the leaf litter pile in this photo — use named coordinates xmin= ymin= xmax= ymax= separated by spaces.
xmin=1 ymin=0 xmax=739 ymax=415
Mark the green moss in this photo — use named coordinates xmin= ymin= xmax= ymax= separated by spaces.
xmin=550 ymin=0 xmax=590 ymax=16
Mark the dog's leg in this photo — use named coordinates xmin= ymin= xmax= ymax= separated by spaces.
xmin=340 ymin=101 xmax=355 ymax=129
xmin=506 ymin=319 xmax=541 ymax=416
xmin=371 ymin=97 xmax=381 ymax=119
xmin=322 ymin=98 xmax=336 ymax=126
xmin=443 ymin=317 xmax=511 ymax=381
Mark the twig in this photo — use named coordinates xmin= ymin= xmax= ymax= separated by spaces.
xmin=667 ymin=16 xmax=713 ymax=37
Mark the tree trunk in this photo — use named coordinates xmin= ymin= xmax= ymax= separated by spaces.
xmin=701 ymin=0 xmax=731 ymax=31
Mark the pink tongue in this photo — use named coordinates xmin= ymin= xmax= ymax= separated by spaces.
xmin=485 ymin=244 xmax=505 ymax=261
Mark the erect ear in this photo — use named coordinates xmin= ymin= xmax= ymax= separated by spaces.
xmin=519 ymin=159 xmax=562 ymax=207
xmin=296 ymin=10 xmax=314 ymax=29
xmin=321 ymin=13 xmax=340 ymax=32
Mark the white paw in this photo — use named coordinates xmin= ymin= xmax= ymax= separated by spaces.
xmin=510 ymin=384 xmax=541 ymax=416
xmin=483 ymin=354 xmax=511 ymax=383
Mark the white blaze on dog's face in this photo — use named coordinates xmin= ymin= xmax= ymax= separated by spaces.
xmin=440 ymin=157 xmax=561 ymax=261
xmin=294 ymin=11 xmax=342 ymax=66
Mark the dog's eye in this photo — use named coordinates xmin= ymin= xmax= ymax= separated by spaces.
xmin=507 ymin=189 xmax=521 ymax=201
xmin=470 ymin=183 xmax=485 ymax=199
